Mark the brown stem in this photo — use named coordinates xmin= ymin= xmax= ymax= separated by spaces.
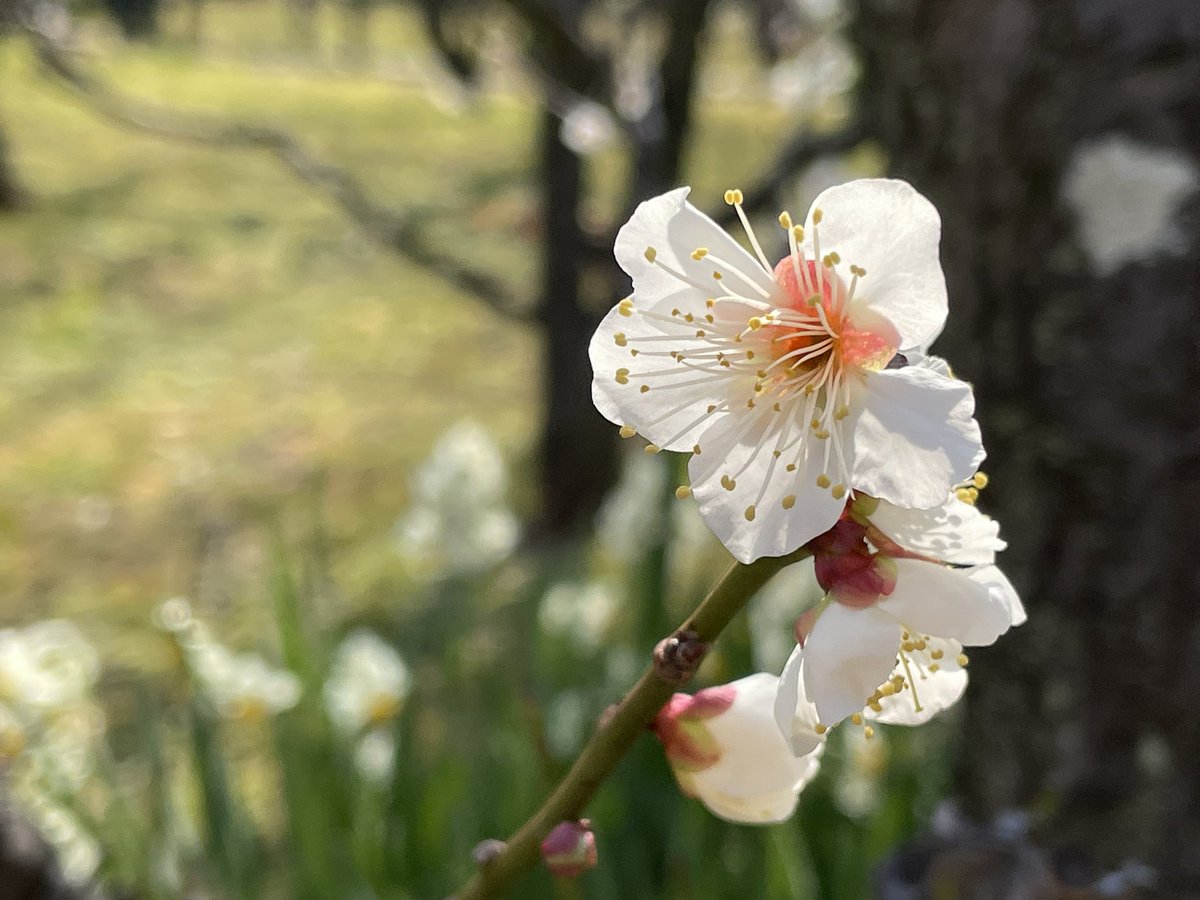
xmin=451 ymin=546 xmax=811 ymax=899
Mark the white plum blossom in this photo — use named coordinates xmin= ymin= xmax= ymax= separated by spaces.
xmin=0 ymin=620 xmax=100 ymax=712
xmin=395 ymin=419 xmax=520 ymax=576
xmin=652 ymin=673 xmax=822 ymax=824
xmin=590 ymin=180 xmax=984 ymax=563
xmin=323 ymin=630 xmax=412 ymax=735
xmin=775 ymin=490 xmax=1026 ymax=742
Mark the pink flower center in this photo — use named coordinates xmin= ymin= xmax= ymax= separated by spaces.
xmin=809 ymin=518 xmax=897 ymax=609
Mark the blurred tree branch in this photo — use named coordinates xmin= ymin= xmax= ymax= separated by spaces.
xmin=26 ymin=29 xmax=536 ymax=323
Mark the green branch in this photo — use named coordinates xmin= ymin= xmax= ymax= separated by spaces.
xmin=452 ymin=546 xmax=812 ymax=900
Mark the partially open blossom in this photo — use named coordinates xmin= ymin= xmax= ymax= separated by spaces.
xmin=590 ymin=181 xmax=983 ymax=562
xmin=776 ymin=490 xmax=1025 ymax=740
xmin=653 ymin=673 xmax=822 ymax=824
xmin=188 ymin=640 xmax=301 ymax=722
xmin=541 ymin=820 xmax=598 ymax=878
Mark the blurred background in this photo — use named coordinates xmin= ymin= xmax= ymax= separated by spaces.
xmin=0 ymin=0 xmax=1197 ymax=897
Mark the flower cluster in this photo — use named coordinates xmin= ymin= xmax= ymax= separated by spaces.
xmin=592 ymin=180 xmax=1025 ymax=823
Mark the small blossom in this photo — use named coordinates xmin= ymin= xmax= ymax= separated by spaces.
xmin=0 ymin=620 xmax=99 ymax=712
xmin=590 ymin=181 xmax=983 ymax=563
xmin=653 ymin=673 xmax=822 ymax=824
xmin=775 ymin=490 xmax=1025 ymax=740
xmin=324 ymin=631 xmax=412 ymax=735
xmin=189 ymin=642 xmax=301 ymax=722
xmin=354 ymin=729 xmax=398 ymax=785
xmin=395 ymin=420 xmax=520 ymax=575
xmin=537 ymin=581 xmax=618 ymax=652
xmin=541 ymin=820 xmax=598 ymax=878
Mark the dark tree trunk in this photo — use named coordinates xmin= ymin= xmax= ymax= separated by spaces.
xmin=102 ymin=0 xmax=160 ymax=39
xmin=0 ymin=119 xmax=26 ymax=211
xmin=851 ymin=0 xmax=1200 ymax=890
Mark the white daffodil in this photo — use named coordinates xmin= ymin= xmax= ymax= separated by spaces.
xmin=590 ymin=180 xmax=984 ymax=563
xmin=652 ymin=673 xmax=822 ymax=824
xmin=323 ymin=631 xmax=412 ymax=735
xmin=395 ymin=419 xmax=520 ymax=576
xmin=775 ymin=490 xmax=1025 ymax=738
xmin=189 ymin=642 xmax=301 ymax=722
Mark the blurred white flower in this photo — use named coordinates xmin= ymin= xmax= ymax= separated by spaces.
xmin=653 ymin=673 xmax=822 ymax=824
xmin=0 ymin=620 xmax=99 ymax=712
xmin=560 ymin=101 xmax=617 ymax=155
xmin=354 ymin=728 xmax=398 ymax=785
xmin=537 ymin=581 xmax=618 ymax=652
xmin=768 ymin=34 xmax=857 ymax=114
xmin=324 ymin=631 xmax=411 ymax=735
xmin=833 ymin=725 xmax=888 ymax=819
xmin=395 ymin=420 xmax=520 ymax=576
xmin=24 ymin=796 xmax=102 ymax=885
xmin=189 ymin=642 xmax=301 ymax=722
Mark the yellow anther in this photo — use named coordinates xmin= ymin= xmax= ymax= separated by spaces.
xmin=793 ymin=225 xmax=804 ymax=241
xmin=812 ymin=208 xmax=824 ymax=224
xmin=834 ymin=404 xmax=850 ymax=420
xmin=816 ymin=474 xmax=831 ymax=489
xmin=723 ymin=188 xmax=744 ymax=205
xmin=973 ymin=472 xmax=990 ymax=489
xmin=955 ymin=487 xmax=977 ymax=504
xmin=850 ymin=713 xmax=863 ymax=726
xmin=814 ymin=429 xmax=830 ymax=440
xmin=829 ymin=251 xmax=841 ymax=264
xmin=615 ymin=368 xmax=630 ymax=385
xmin=671 ymin=308 xmax=681 ymax=316
xmin=929 ymin=663 xmax=940 ymax=673
xmin=901 ymin=641 xmax=916 ymax=653
xmin=863 ymin=725 xmax=875 ymax=740
xmin=891 ymin=675 xmax=905 ymax=689
xmin=695 ymin=330 xmax=706 ymax=338
xmin=879 ymin=682 xmax=896 ymax=697
xmin=814 ymin=724 xmax=828 ymax=735
xmin=721 ymin=475 xmax=737 ymax=491
xmin=706 ymin=404 xmax=717 ymax=413
xmin=639 ymin=384 xmax=650 ymax=393
xmin=614 ymin=332 xmax=627 ymax=347
xmin=675 ymin=485 xmax=692 ymax=500
xmin=618 ymin=298 xmax=634 ymax=317
xmin=684 ymin=312 xmax=694 ymax=322
xmin=957 ymin=653 xmax=970 ymax=667
xmin=630 ymin=349 xmax=639 ymax=357
xmin=745 ymin=350 xmax=755 ymax=360
xmin=744 ymin=505 xmax=756 ymax=522
xmin=831 ymin=483 xmax=847 ymax=499
xmin=691 ymin=247 xmax=709 ymax=260
xmin=778 ymin=211 xmax=793 ymax=228
xmin=772 ymin=402 xmax=782 ymax=412
xmin=644 ymin=247 xmax=657 ymax=263
xmin=748 ymin=316 xmax=764 ymax=331
xmin=867 ymin=700 xmax=883 ymax=713
xmin=746 ymin=399 xmax=755 ymax=409
xmin=644 ymin=444 xmax=661 ymax=455
xmin=712 ymin=271 xmax=722 ymax=280
xmin=619 ymin=425 xmax=637 ymax=439
xmin=810 ymin=417 xmax=821 ymax=429
xmin=705 ymin=314 xmax=714 ymax=323
xmin=930 ymin=649 xmax=944 ymax=660
xmin=786 ymin=463 xmax=797 ymax=472
xmin=692 ymin=444 xmax=702 ymax=455
xmin=706 ymin=298 xmax=715 ymax=308
xmin=782 ymin=494 xmax=796 ymax=510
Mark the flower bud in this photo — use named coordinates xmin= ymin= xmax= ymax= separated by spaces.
xmin=540 ymin=820 xmax=598 ymax=878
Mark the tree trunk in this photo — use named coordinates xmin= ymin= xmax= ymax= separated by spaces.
xmin=851 ymin=0 xmax=1200 ymax=890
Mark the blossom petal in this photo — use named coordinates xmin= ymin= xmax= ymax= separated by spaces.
xmin=968 ymin=564 xmax=1026 ymax=627
xmin=589 ymin=293 xmax=756 ymax=451
xmin=848 ymin=366 xmax=984 ymax=509
xmin=867 ymin=495 xmax=1004 ymax=565
xmin=808 ymin=179 xmax=947 ymax=350
xmin=688 ymin=404 xmax=845 ymax=563
xmin=615 ymin=187 xmax=775 ymax=303
xmin=802 ymin=604 xmax=901 ymax=726
xmin=879 ymin=558 xmax=1013 ymax=646
xmin=774 ymin=645 xmax=825 ymax=757
xmin=681 ymin=673 xmax=823 ymax=823
xmin=867 ymin=637 xmax=967 ymax=726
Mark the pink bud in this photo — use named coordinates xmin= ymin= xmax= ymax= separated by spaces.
xmin=809 ymin=519 xmax=897 ymax=608
xmin=651 ymin=685 xmax=736 ymax=771
xmin=541 ymin=820 xmax=598 ymax=879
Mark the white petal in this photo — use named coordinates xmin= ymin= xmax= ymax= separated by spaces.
xmin=774 ymin=645 xmax=826 ymax=757
xmin=867 ymin=495 xmax=1004 ymax=566
xmin=589 ymin=292 xmax=752 ymax=451
xmin=688 ymin=404 xmax=845 ymax=563
xmin=848 ymin=366 xmax=984 ymax=509
xmin=968 ymin=564 xmax=1026 ymax=627
xmin=673 ymin=673 xmax=826 ymax=823
xmin=878 ymin=559 xmax=1013 ymax=646
xmin=868 ymin=638 xmax=967 ymax=726
xmin=802 ymin=604 xmax=901 ymax=726
xmin=615 ymin=188 xmax=775 ymax=303
xmin=808 ymin=179 xmax=947 ymax=350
